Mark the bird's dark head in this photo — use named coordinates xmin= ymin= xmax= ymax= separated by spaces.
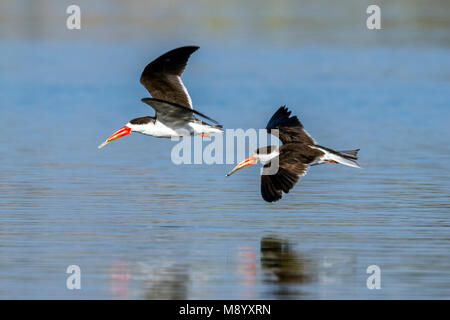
xmin=255 ymin=145 xmax=278 ymax=156
xmin=129 ymin=116 xmax=155 ymax=125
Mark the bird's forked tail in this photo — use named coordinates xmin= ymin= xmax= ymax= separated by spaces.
xmin=313 ymin=146 xmax=361 ymax=168
xmin=334 ymin=148 xmax=360 ymax=168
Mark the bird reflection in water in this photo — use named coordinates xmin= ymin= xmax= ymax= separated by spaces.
xmin=142 ymin=264 xmax=190 ymax=300
xmin=260 ymin=236 xmax=309 ymax=298
xmin=236 ymin=246 xmax=258 ymax=299
xmin=109 ymin=260 xmax=190 ymax=299
xmin=109 ymin=260 xmax=130 ymax=299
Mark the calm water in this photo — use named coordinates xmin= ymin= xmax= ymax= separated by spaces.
xmin=0 ymin=0 xmax=449 ymax=299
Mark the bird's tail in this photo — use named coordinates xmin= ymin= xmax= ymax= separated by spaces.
xmin=314 ymin=146 xmax=361 ymax=168
xmin=337 ymin=149 xmax=360 ymax=160
xmin=198 ymin=120 xmax=224 ymax=134
xmin=334 ymin=148 xmax=360 ymax=168
xmin=210 ymin=124 xmax=224 ymax=133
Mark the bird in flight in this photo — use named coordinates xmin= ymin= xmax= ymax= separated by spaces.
xmin=98 ymin=46 xmax=223 ymax=149
xmin=226 ymin=106 xmax=360 ymax=202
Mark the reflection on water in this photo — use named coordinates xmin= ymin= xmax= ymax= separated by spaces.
xmin=261 ymin=237 xmax=309 ymax=298
xmin=110 ymin=260 xmax=130 ymax=299
xmin=106 ymin=237 xmax=311 ymax=299
xmin=261 ymin=236 xmax=308 ymax=284
xmin=1 ymin=0 xmax=450 ymax=299
xmin=105 ymin=236 xmax=364 ymax=299
xmin=109 ymin=260 xmax=191 ymax=300
xmin=141 ymin=263 xmax=189 ymax=300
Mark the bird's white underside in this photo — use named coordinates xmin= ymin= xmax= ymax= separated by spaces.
xmin=126 ymin=120 xmax=222 ymax=138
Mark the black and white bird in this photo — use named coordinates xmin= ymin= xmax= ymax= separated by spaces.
xmin=226 ymin=106 xmax=360 ymax=202
xmin=98 ymin=46 xmax=223 ymax=149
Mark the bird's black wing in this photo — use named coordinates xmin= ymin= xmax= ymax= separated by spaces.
xmin=266 ymin=106 xmax=315 ymax=145
xmin=260 ymin=144 xmax=319 ymax=202
xmin=260 ymin=164 xmax=301 ymax=203
xmin=141 ymin=98 xmax=220 ymax=127
xmin=140 ymin=46 xmax=199 ymax=108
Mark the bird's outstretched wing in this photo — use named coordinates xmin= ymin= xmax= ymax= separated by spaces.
xmin=260 ymin=145 xmax=315 ymax=202
xmin=141 ymin=98 xmax=220 ymax=127
xmin=266 ymin=106 xmax=315 ymax=145
xmin=261 ymin=165 xmax=303 ymax=203
xmin=140 ymin=46 xmax=199 ymax=109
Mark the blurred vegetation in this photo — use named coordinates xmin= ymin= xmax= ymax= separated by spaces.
xmin=1 ymin=0 xmax=449 ymax=47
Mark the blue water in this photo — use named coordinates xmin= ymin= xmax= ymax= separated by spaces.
xmin=0 ymin=0 xmax=449 ymax=299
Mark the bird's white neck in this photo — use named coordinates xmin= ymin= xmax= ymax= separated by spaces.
xmin=257 ymin=149 xmax=280 ymax=165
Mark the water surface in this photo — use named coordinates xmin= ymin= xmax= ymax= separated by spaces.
xmin=0 ymin=0 xmax=449 ymax=299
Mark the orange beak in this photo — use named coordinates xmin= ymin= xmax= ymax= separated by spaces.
xmin=98 ymin=126 xmax=131 ymax=149
xmin=226 ymin=155 xmax=258 ymax=176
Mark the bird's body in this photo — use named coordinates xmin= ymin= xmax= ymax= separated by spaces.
xmin=99 ymin=46 xmax=222 ymax=149
xmin=226 ymin=107 xmax=360 ymax=202
xmin=125 ymin=107 xmax=223 ymax=138
xmin=126 ymin=118 xmax=223 ymax=138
